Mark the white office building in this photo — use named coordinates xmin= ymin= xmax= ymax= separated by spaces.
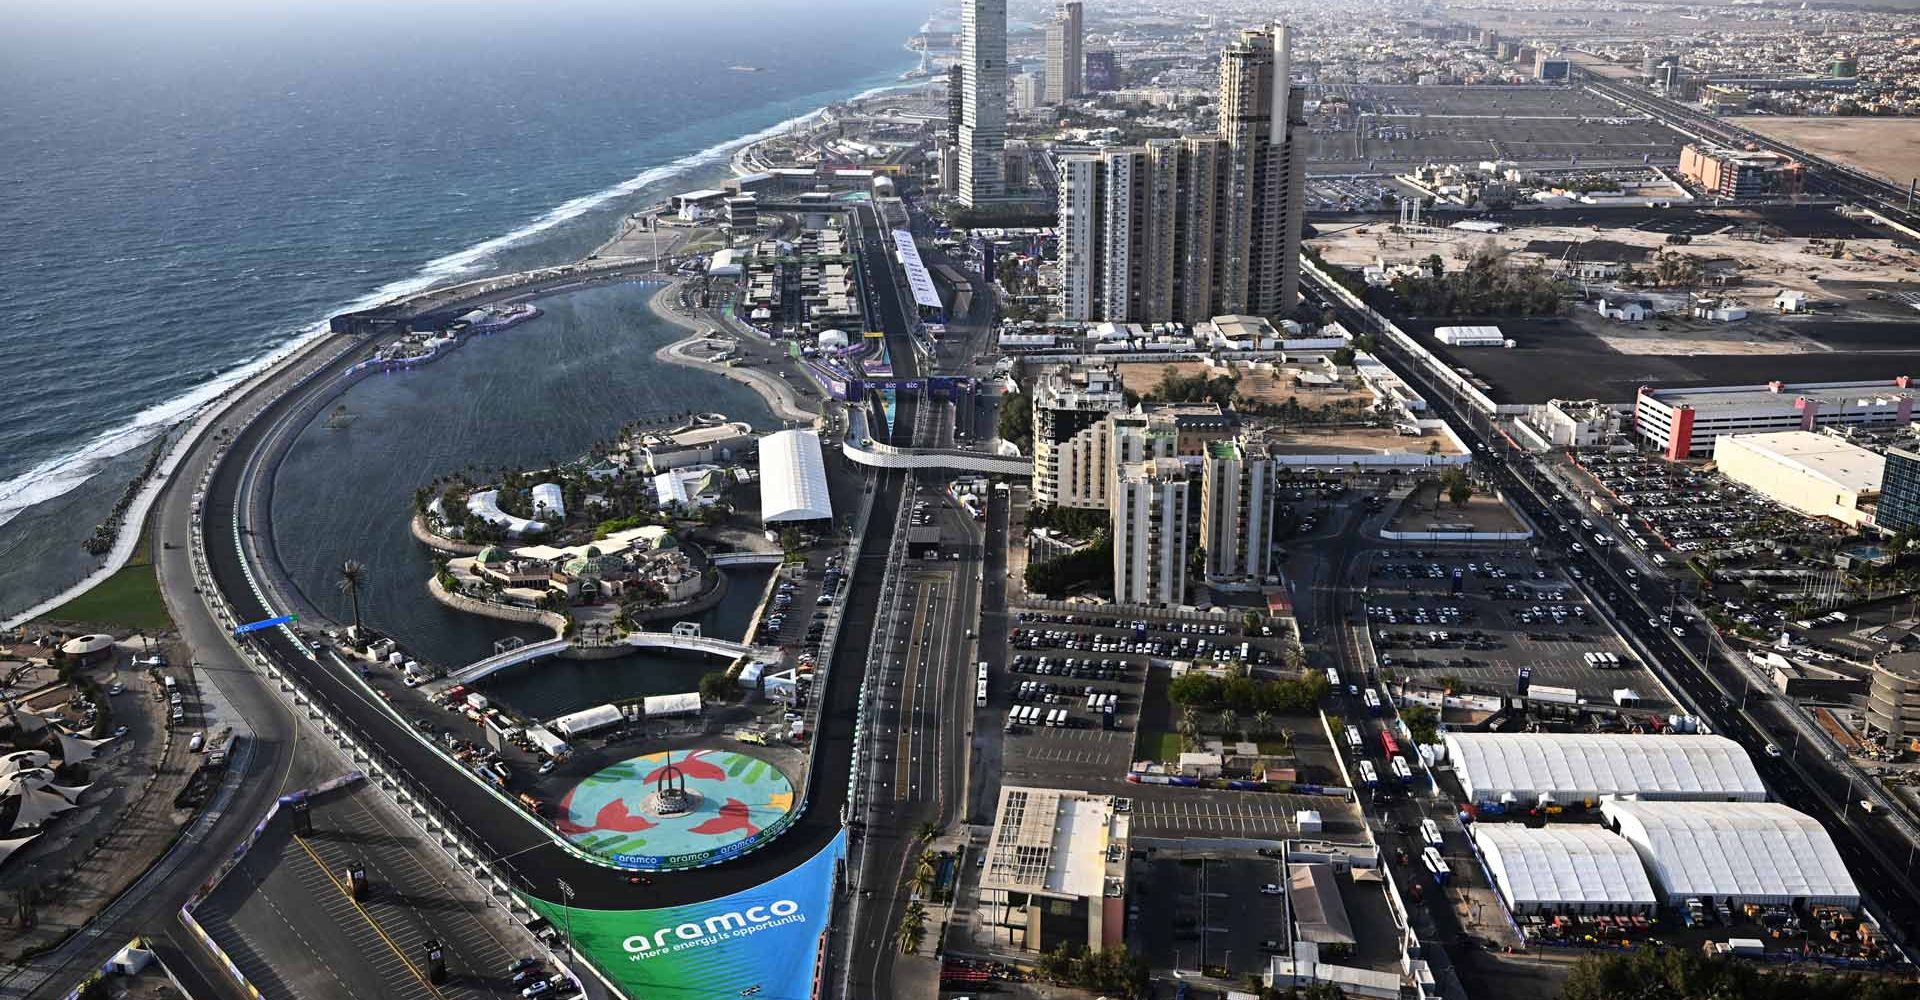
xmin=1634 ymin=378 xmax=1920 ymax=460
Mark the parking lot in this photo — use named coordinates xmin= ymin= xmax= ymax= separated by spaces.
xmin=1569 ymin=452 xmax=1830 ymax=555
xmin=1128 ymin=854 xmax=1290 ymax=979
xmin=1363 ymin=547 xmax=1672 ymax=711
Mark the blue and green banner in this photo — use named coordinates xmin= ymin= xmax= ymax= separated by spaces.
xmin=525 ymin=829 xmax=845 ymax=999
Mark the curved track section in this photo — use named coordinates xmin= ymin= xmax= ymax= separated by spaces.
xmin=200 ymin=320 xmax=911 ymax=914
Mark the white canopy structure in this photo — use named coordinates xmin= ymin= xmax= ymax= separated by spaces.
xmin=466 ymin=489 xmax=547 ymax=536
xmin=1600 ymin=801 xmax=1859 ymax=907
xmin=642 ymin=692 xmax=702 ymax=718
xmin=0 ymin=834 xmax=38 ymax=867
xmin=56 ymin=732 xmax=108 ymax=764
xmin=0 ymin=751 xmax=50 ymax=776
xmin=1472 ymin=823 xmax=1657 ymax=915
xmin=1445 ymin=733 xmax=1766 ymax=806
xmin=758 ymin=429 xmax=833 ymax=522
xmin=550 ymin=704 xmax=624 ymax=738
xmin=530 ymin=483 xmax=566 ymax=521
xmin=1 ymin=768 xmax=89 ymax=834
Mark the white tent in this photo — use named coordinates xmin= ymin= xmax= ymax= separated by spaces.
xmin=642 ymin=692 xmax=702 ymax=718
xmin=1601 ymin=800 xmax=1859 ymax=907
xmin=550 ymin=704 xmax=624 ymax=738
xmin=1445 ymin=733 xmax=1766 ymax=806
xmin=1472 ymin=823 xmax=1657 ymax=915
xmin=56 ymin=732 xmax=108 ymax=764
xmin=0 ymin=751 xmax=50 ymax=776
xmin=1 ymin=769 xmax=86 ymax=833
xmin=758 ymin=429 xmax=833 ymax=522
xmin=0 ymin=834 xmax=39 ymax=868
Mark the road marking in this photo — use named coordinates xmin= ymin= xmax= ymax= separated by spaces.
xmin=292 ymin=833 xmax=445 ymax=999
xmin=895 ymin=582 xmax=932 ymax=801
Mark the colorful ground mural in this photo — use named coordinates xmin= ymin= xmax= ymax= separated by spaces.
xmin=556 ymin=749 xmax=795 ymax=868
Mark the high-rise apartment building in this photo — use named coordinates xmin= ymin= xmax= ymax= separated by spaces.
xmin=1013 ymin=72 xmax=1047 ymax=113
xmin=1044 ymin=1 xmax=1084 ymax=104
xmin=1112 ymin=458 xmax=1190 ymax=606
xmin=1200 ymin=438 xmax=1271 ymax=582
xmin=1084 ymin=37 xmax=1118 ymax=91
xmin=1058 ymin=137 xmax=1221 ymax=325
xmin=1055 ymin=22 xmax=1302 ymax=324
xmin=1216 ymin=22 xmax=1307 ymax=317
xmin=1031 ymin=364 xmax=1127 ymax=509
xmin=959 ymin=0 xmax=1008 ymax=206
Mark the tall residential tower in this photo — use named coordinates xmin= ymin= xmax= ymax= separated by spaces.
xmin=1045 ymin=1 xmax=1085 ymax=104
xmin=959 ymin=0 xmax=1009 ymax=206
xmin=1216 ymin=21 xmax=1307 ymax=317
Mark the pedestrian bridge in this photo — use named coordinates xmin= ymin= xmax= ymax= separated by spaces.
xmin=840 ymin=412 xmax=1032 ymax=475
xmin=447 ymin=637 xmax=570 ymax=685
xmin=446 ymin=631 xmax=777 ymax=685
xmin=620 ymin=629 xmax=779 ymax=661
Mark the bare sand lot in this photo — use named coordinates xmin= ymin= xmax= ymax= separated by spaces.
xmin=1730 ymin=117 xmax=1920 ymax=187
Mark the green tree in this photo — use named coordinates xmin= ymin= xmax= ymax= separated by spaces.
xmin=1444 ymin=468 xmax=1472 ymax=507
xmin=698 ymin=669 xmax=738 ymax=703
xmin=997 ymin=390 xmax=1033 ymax=451
xmin=1400 ymin=703 xmax=1440 ymax=746
xmin=337 ymin=560 xmax=367 ymax=637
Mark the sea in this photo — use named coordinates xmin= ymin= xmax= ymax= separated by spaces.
xmin=0 ymin=0 xmax=926 ymax=621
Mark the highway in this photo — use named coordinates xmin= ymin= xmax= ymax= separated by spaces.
xmin=1309 ymin=271 xmax=1920 ymax=956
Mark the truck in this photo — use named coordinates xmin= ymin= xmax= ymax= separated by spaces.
xmin=465 ymin=692 xmax=490 ymax=712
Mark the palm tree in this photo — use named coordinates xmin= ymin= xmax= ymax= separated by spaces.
xmin=909 ymin=856 xmax=936 ymax=898
xmin=1252 ymin=709 xmax=1273 ymax=737
xmin=897 ymin=902 xmax=927 ymax=953
xmin=1217 ymin=709 xmax=1237 ymax=739
xmin=915 ymin=821 xmax=940 ymax=844
xmin=337 ymin=560 xmax=367 ymax=638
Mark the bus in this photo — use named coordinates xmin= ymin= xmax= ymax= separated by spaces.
xmin=1362 ymin=689 xmax=1382 ymax=716
xmin=1420 ymin=818 xmax=1444 ymax=847
xmin=1357 ymin=760 xmax=1379 ymax=788
xmin=1326 ymin=668 xmax=1342 ymax=689
xmin=1380 ymin=729 xmax=1402 ymax=758
xmin=977 ymin=662 xmax=990 ymax=708
xmin=1390 ymin=756 xmax=1414 ymax=784
xmin=1344 ymin=725 xmax=1364 ymax=751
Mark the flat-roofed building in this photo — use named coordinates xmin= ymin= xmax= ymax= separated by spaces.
xmin=1032 ymin=364 xmax=1127 ymax=508
xmin=1633 ymin=378 xmax=1920 ymax=460
xmin=1710 ymin=430 xmax=1883 ymax=527
xmin=1111 ymin=458 xmax=1190 ymax=606
xmin=979 ymin=786 xmax=1127 ymax=954
xmin=1201 ymin=437 xmax=1271 ymax=583
xmin=1679 ymin=143 xmax=1803 ymax=198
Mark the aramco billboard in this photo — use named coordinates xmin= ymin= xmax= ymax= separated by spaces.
xmin=523 ymin=829 xmax=846 ymax=999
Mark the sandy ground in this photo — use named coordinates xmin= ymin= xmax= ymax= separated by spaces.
xmin=1312 ymin=219 xmax=1920 ymax=356
xmin=1731 ymin=116 xmax=1920 ymax=188
xmin=1113 ymin=360 xmax=1375 ymax=408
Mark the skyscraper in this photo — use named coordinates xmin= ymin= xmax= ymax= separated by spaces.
xmin=1055 ymin=22 xmax=1304 ymax=324
xmin=959 ymin=0 xmax=1008 ymax=207
xmin=1044 ymin=0 xmax=1084 ymax=104
xmin=1057 ymin=138 xmax=1221 ymax=325
xmin=1216 ymin=22 xmax=1306 ymax=317
xmin=1084 ymin=37 xmax=1118 ymax=91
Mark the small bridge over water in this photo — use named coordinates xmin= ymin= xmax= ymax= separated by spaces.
xmin=444 ymin=625 xmax=777 ymax=686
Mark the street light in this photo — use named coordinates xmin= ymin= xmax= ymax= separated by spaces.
xmin=557 ymin=878 xmax=575 ymax=957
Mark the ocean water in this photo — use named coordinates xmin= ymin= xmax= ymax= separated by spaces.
xmin=0 ymin=0 xmax=923 ymax=617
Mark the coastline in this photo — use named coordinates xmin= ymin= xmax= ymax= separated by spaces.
xmin=647 ymin=281 xmax=818 ymax=426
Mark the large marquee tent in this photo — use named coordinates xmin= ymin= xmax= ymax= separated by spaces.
xmin=1445 ymin=733 xmax=1767 ymax=807
xmin=1600 ymin=800 xmax=1859 ymax=907
xmin=1472 ymin=823 xmax=1657 ymax=915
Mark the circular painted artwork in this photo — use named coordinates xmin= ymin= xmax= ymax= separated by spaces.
xmin=555 ymin=749 xmax=795 ymax=868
